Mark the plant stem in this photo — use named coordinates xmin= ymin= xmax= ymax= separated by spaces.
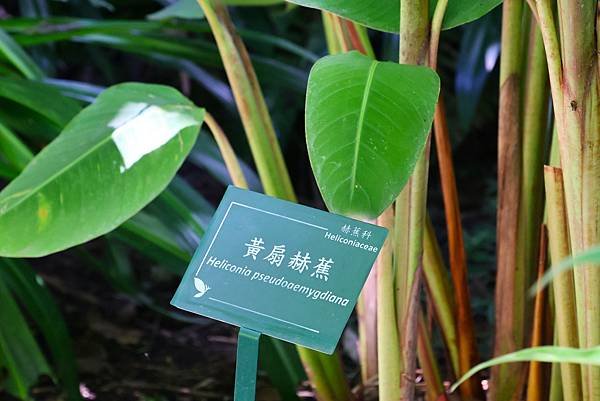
xmin=394 ymin=0 xmax=430 ymax=400
xmin=422 ymin=217 xmax=460 ymax=377
xmin=526 ymin=227 xmax=550 ymax=401
xmin=358 ymin=263 xmax=378 ymax=382
xmin=491 ymin=0 xmax=527 ymax=399
xmin=196 ymin=0 xmax=295 ymax=202
xmin=431 ymin=97 xmax=481 ymax=399
xmin=343 ymin=20 xmax=374 ymax=58
xmin=417 ymin=311 xmax=448 ymax=401
xmin=377 ymin=206 xmax=402 ymax=401
xmin=394 ymin=0 xmax=430 ymax=399
xmin=204 ymin=112 xmax=248 ymax=189
xmin=536 ymin=0 xmax=600 ymax=396
xmin=295 ymin=348 xmax=337 ymax=401
xmin=517 ymin=15 xmax=550 ymax=308
xmin=431 ymin=1 xmax=482 ymax=395
xmin=544 ymin=166 xmax=583 ymax=401
xmin=321 ymin=12 xmax=340 ymax=54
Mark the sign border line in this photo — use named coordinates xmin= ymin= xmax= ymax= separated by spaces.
xmin=192 ymin=200 xmax=329 ymax=335
xmin=208 ymin=297 xmax=320 ymax=333
xmin=195 ymin=201 xmax=328 ymax=275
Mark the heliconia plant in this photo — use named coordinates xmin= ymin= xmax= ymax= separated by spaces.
xmin=0 ymin=0 xmax=598 ymax=400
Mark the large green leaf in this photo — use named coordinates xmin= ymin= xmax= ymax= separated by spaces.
xmin=286 ymin=0 xmax=502 ymax=32
xmin=287 ymin=0 xmax=398 ymax=32
xmin=442 ymin=0 xmax=503 ymax=29
xmin=306 ymin=51 xmax=439 ymax=218
xmin=0 ymin=83 xmax=205 ymax=257
xmin=451 ymin=345 xmax=600 ymax=392
xmin=147 ymin=0 xmax=206 ymax=20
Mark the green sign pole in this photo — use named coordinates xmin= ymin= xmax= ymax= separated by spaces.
xmin=234 ymin=328 xmax=261 ymax=401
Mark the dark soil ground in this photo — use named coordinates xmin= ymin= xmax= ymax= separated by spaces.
xmin=27 ymin=247 xmax=248 ymax=401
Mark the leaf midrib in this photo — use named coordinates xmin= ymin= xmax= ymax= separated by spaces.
xmin=0 ymin=104 xmax=198 ymax=218
xmin=349 ymin=60 xmax=378 ymax=205
xmin=0 ymin=106 xmax=152 ymax=216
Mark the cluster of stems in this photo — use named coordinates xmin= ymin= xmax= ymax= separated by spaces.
xmin=200 ymin=0 xmax=599 ymax=400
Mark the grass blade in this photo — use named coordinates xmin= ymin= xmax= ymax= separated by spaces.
xmin=452 ymin=345 xmax=600 ymax=393
xmin=0 ymin=27 xmax=43 ymax=79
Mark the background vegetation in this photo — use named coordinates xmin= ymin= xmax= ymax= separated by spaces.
xmin=0 ymin=0 xmax=597 ymax=400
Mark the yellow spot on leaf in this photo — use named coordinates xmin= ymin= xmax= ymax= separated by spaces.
xmin=37 ymin=193 xmax=50 ymax=231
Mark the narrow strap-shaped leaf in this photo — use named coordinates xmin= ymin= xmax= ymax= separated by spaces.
xmin=0 ymin=276 xmax=52 ymax=399
xmin=0 ymin=120 xmax=33 ymax=171
xmin=0 ymin=27 xmax=43 ymax=79
xmin=452 ymin=345 xmax=600 ymax=392
xmin=532 ymin=245 xmax=600 ymax=294
xmin=0 ymin=259 xmax=80 ymax=401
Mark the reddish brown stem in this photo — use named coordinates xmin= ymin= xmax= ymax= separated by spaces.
xmin=525 ymin=227 xmax=551 ymax=401
xmin=343 ymin=20 xmax=368 ymax=55
xmin=433 ymin=97 xmax=482 ymax=400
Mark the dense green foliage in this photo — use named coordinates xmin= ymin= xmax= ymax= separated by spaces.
xmin=1 ymin=0 xmax=598 ymax=400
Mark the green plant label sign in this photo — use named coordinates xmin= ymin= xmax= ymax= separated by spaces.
xmin=171 ymin=186 xmax=387 ymax=353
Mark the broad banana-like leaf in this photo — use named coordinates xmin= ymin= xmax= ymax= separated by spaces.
xmin=147 ymin=0 xmax=205 ymax=20
xmin=306 ymin=51 xmax=439 ymax=218
xmin=0 ymin=83 xmax=205 ymax=257
xmin=286 ymin=0 xmax=502 ymax=32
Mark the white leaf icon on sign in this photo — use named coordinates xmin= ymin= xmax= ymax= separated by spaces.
xmin=194 ymin=278 xmax=210 ymax=298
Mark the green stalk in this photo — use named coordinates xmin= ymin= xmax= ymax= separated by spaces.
xmin=196 ymin=0 xmax=295 ymax=202
xmin=357 ymin=261 xmax=378 ymax=382
xmin=556 ymin=3 xmax=600 ymax=398
xmin=518 ymin=15 xmax=551 ymax=401
xmin=535 ymin=0 xmax=600 ymax=396
xmin=526 ymin=228 xmax=551 ymax=401
xmin=549 ymin=358 xmax=565 ymax=401
xmin=321 ymin=12 xmax=340 ymax=55
xmin=394 ymin=0 xmax=430 ymax=399
xmin=318 ymin=353 xmax=353 ymax=401
xmin=295 ymin=348 xmax=338 ymax=401
xmin=517 ymin=14 xmax=549 ymax=331
xmin=197 ymin=3 xmax=351 ymax=400
xmin=394 ymin=150 xmax=428 ymax=400
xmin=204 ymin=112 xmax=248 ymax=189
xmin=422 ymin=217 xmax=460 ymax=377
xmin=491 ymin=0 xmax=527 ymax=400
xmin=377 ymin=207 xmax=402 ymax=401
xmin=544 ymin=166 xmax=582 ymax=401
xmin=417 ymin=312 xmax=448 ymax=401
